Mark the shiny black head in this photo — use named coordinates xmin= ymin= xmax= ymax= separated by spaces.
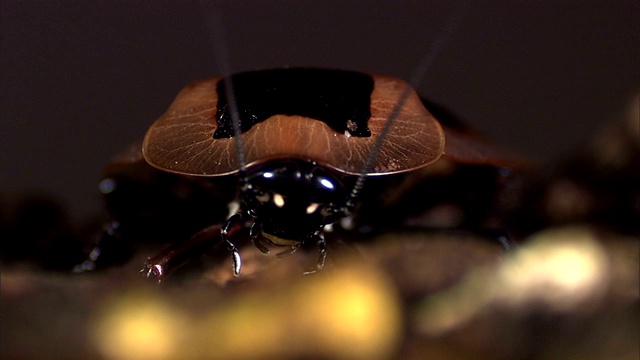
xmin=241 ymin=159 xmax=348 ymax=242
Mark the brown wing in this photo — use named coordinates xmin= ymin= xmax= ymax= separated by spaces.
xmin=441 ymin=124 xmax=532 ymax=169
xmin=419 ymin=97 xmax=533 ymax=169
xmin=142 ymin=74 xmax=445 ymax=176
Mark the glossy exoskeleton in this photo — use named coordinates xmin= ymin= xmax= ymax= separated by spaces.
xmin=228 ymin=159 xmax=350 ymax=272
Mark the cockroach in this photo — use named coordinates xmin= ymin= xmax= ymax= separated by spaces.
xmin=75 ymin=2 xmax=529 ymax=280
xmin=141 ymin=68 xmax=445 ymax=278
xmin=76 ymin=67 xmax=525 ymax=281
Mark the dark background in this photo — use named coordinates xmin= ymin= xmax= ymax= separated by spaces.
xmin=1 ymin=0 xmax=639 ymax=220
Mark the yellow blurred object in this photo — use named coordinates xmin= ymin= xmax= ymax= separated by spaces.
xmin=93 ymin=292 xmax=188 ymax=360
xmin=497 ymin=227 xmax=610 ymax=311
xmin=198 ymin=262 xmax=402 ymax=359
xmin=91 ymin=261 xmax=401 ymax=360
xmin=416 ymin=227 xmax=616 ymax=336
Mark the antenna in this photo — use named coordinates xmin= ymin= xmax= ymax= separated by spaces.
xmin=345 ymin=0 xmax=473 ymax=211
xmin=200 ymin=1 xmax=248 ymax=183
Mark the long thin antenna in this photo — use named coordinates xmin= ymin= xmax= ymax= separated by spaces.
xmin=200 ymin=1 xmax=248 ymax=180
xmin=345 ymin=0 xmax=473 ymax=211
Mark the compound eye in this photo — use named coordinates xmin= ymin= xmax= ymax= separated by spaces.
xmin=311 ymin=173 xmax=337 ymax=194
xmin=310 ymin=172 xmax=345 ymax=206
xmin=261 ymin=170 xmax=275 ymax=180
xmin=318 ymin=177 xmax=335 ymax=190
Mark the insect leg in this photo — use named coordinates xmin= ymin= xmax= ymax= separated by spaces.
xmin=274 ymin=244 xmax=299 ymax=258
xmin=74 ymin=221 xmax=129 ymax=273
xmin=249 ymin=221 xmax=271 ymax=254
xmin=302 ymin=232 xmax=327 ymax=275
xmin=222 ymin=212 xmax=247 ymax=276
xmin=142 ymin=223 xmax=224 ymax=283
xmin=316 ymin=234 xmax=327 ymax=270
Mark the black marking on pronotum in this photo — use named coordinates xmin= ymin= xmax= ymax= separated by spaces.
xmin=213 ymin=68 xmax=374 ymax=139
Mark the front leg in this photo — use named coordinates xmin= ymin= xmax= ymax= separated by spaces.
xmin=143 ymin=223 xmax=223 ymax=283
xmin=315 ymin=232 xmax=327 ymax=270
xmin=222 ymin=213 xmax=248 ymax=276
xmin=249 ymin=221 xmax=271 ymax=254
xmin=303 ymin=231 xmax=327 ymax=274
